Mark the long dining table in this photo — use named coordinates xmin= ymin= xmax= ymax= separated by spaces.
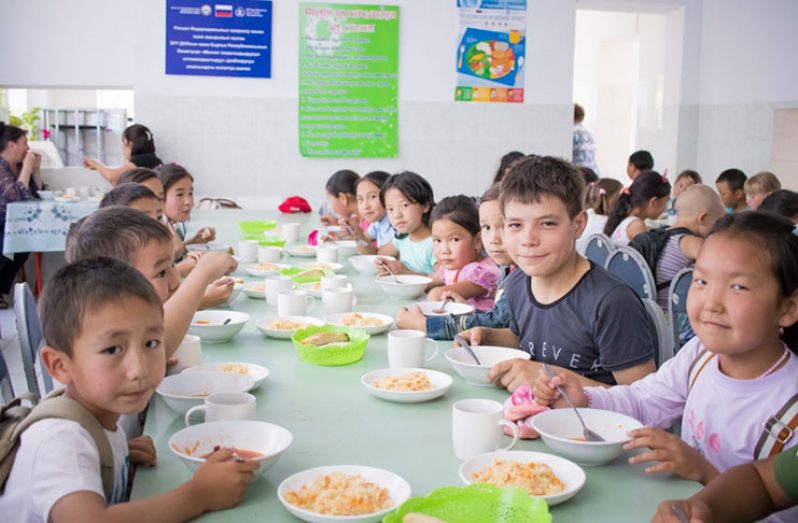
xmin=130 ymin=210 xmax=700 ymax=522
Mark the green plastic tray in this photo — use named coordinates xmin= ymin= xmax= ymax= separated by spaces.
xmin=291 ymin=325 xmax=369 ymax=366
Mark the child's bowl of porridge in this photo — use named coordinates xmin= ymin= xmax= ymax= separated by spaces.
xmin=156 ymin=372 xmax=254 ymax=413
xmin=189 ymin=310 xmax=250 ymax=343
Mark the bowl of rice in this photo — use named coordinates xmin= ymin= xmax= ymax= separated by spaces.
xmin=278 ymin=465 xmax=411 ymax=523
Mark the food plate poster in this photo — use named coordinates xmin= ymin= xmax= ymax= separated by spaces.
xmin=455 ymin=0 xmax=527 ymax=103
xmin=299 ymin=4 xmax=399 ymax=158
xmin=166 ymin=0 xmax=272 ymax=78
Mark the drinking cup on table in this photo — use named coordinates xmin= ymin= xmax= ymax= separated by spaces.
xmin=266 ymin=275 xmax=293 ymax=306
xmin=387 ymin=329 xmax=438 ymax=368
xmin=320 ymin=274 xmax=348 ymax=291
xmin=167 ymin=335 xmax=202 ymax=375
xmin=78 ymin=186 xmax=91 ymax=198
xmin=258 ymin=246 xmax=282 ymax=264
xmin=282 ymin=222 xmax=300 ymax=244
xmin=322 ymin=286 xmax=354 ymax=315
xmin=452 ymin=399 xmax=519 ymax=460
xmin=184 ymin=392 xmax=256 ymax=426
xmin=237 ymin=240 xmax=259 ymax=263
xmin=277 ymin=290 xmax=313 ymax=317
xmin=316 ymin=244 xmax=338 ymax=264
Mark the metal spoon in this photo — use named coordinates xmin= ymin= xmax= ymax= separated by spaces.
xmin=383 ymin=263 xmax=402 ymax=284
xmin=431 ymin=296 xmax=453 ymax=314
xmin=670 ymin=504 xmax=689 ymax=523
xmin=223 ymin=318 xmax=232 ymax=325
xmin=454 ymin=334 xmax=481 ymax=365
xmin=542 ymin=363 xmax=605 ymax=442
xmin=342 ymin=221 xmax=370 ymax=248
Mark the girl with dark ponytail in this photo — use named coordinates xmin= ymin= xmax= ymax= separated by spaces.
xmin=83 ymin=124 xmax=162 ymax=185
xmin=604 ymin=170 xmax=671 ymax=246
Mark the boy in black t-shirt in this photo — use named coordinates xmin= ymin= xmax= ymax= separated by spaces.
xmin=461 ymin=156 xmax=657 ymax=391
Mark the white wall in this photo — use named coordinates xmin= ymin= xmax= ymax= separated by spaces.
xmin=1 ymin=0 xmax=575 ymax=207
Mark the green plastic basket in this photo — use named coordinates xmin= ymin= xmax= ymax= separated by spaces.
xmin=240 ymin=233 xmax=286 ymax=247
xmin=238 ymin=220 xmax=277 ymax=234
xmin=383 ymin=483 xmax=551 ymax=523
xmin=291 ymin=325 xmax=369 ymax=366
xmin=280 ymin=266 xmax=334 ymax=283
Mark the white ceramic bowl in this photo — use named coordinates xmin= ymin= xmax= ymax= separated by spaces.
xmin=156 ymin=372 xmax=254 ymax=413
xmin=531 ymin=408 xmax=644 ymax=466
xmin=169 ymin=420 xmax=292 ymax=479
xmin=187 ymin=242 xmax=232 ymax=253
xmin=38 ymin=190 xmax=55 ymax=200
xmin=256 ymin=316 xmax=325 ymax=339
xmin=182 ymin=362 xmax=269 ymax=390
xmin=243 ymin=282 xmax=267 ymax=299
xmin=459 ymin=450 xmax=586 ymax=506
xmin=278 ymin=465 xmax=412 ymax=523
xmin=244 ymin=263 xmax=290 ymax=277
xmin=325 ymin=312 xmax=394 ymax=335
xmin=55 ymin=195 xmax=80 ymax=203
xmin=334 ymin=240 xmax=358 ymax=257
xmin=348 ymin=255 xmax=395 ymax=275
xmin=188 ymin=310 xmax=250 ymax=343
xmin=445 ymin=346 xmax=531 ymax=386
xmin=416 ymin=300 xmax=475 ymax=317
xmin=285 ymin=245 xmax=317 ymax=257
xmin=375 ymin=275 xmax=432 ymax=299
xmin=361 ymin=368 xmax=453 ymax=403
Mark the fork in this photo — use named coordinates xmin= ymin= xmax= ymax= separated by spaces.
xmin=542 ymin=363 xmax=605 ymax=442
xmin=431 ymin=296 xmax=453 ymax=314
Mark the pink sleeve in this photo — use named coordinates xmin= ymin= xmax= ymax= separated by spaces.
xmin=461 ymin=258 xmax=501 ymax=294
xmin=585 ymin=337 xmax=703 ymax=428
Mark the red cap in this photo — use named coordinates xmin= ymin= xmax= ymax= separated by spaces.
xmin=278 ymin=196 xmax=312 ymax=213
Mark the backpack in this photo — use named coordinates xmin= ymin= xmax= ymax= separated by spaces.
xmin=688 ymin=350 xmax=798 ymax=460
xmin=629 ymin=226 xmax=695 ymax=290
xmin=0 ymin=390 xmax=114 ymax=498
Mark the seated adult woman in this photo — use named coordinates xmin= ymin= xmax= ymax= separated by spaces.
xmin=83 ymin=124 xmax=163 ymax=184
xmin=0 ymin=121 xmax=44 ymax=308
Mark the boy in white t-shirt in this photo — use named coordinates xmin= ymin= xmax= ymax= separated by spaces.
xmin=0 ymin=257 xmax=258 ymax=522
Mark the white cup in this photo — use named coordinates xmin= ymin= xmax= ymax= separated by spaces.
xmin=387 ymin=330 xmax=439 ymax=368
xmin=320 ymin=274 xmax=349 ymax=290
xmin=237 ymin=240 xmax=259 ymax=263
xmin=452 ymin=399 xmax=520 ymax=460
xmin=277 ymin=290 xmax=314 ymax=316
xmin=282 ymin=222 xmax=300 ymax=244
xmin=78 ymin=186 xmax=92 ymax=198
xmin=266 ymin=275 xmax=294 ymax=306
xmin=258 ymin=246 xmax=283 ymax=264
xmin=65 ymin=187 xmax=78 ymax=197
xmin=184 ymin=392 xmax=256 ymax=426
xmin=316 ymin=244 xmax=338 ymax=264
xmin=322 ymin=286 xmax=354 ymax=315
xmin=167 ymin=334 xmax=202 ymax=375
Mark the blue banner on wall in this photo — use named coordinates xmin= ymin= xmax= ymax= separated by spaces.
xmin=166 ymin=0 xmax=273 ymax=78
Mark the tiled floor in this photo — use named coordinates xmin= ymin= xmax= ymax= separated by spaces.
xmin=1 ymin=306 xmax=35 ymax=396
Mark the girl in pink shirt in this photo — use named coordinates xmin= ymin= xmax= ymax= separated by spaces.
xmin=536 ymin=212 xmax=798 ymax=503
xmin=427 ymin=195 xmax=500 ymax=312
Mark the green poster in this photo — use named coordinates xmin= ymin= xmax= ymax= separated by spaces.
xmin=299 ymin=4 xmax=399 ymax=158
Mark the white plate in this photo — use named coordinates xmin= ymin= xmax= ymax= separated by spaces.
xmin=256 ymin=316 xmax=325 ymax=339
xmin=182 ymin=362 xmax=270 ymax=390
xmin=285 ymin=245 xmax=317 ymax=257
xmin=416 ymin=300 xmax=476 ymax=317
xmin=296 ymin=261 xmax=344 ymax=272
xmin=459 ymin=450 xmax=586 ymax=506
xmin=187 ymin=242 xmax=232 ymax=253
xmin=243 ymin=282 xmax=267 ymax=299
xmin=244 ymin=263 xmax=291 ymax=277
xmin=325 ymin=312 xmax=394 ymax=335
xmin=361 ymin=368 xmax=453 ymax=403
xmin=156 ymin=372 xmax=254 ymax=413
xmin=278 ymin=465 xmax=412 ymax=523
xmin=54 ymin=195 xmax=80 ymax=203
xmin=298 ymin=281 xmax=323 ymax=298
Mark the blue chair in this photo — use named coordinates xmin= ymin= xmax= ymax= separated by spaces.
xmin=0 ymin=349 xmax=14 ymax=404
xmin=605 ymin=246 xmax=657 ymax=301
xmin=584 ymin=233 xmax=614 ymax=267
xmin=14 ymin=282 xmax=53 ymax=396
xmin=642 ymin=298 xmax=675 ymax=367
xmin=668 ymin=267 xmax=694 ymax=352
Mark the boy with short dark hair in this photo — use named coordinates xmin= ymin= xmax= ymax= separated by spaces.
xmin=66 ymin=207 xmax=236 ymax=357
xmin=627 ymin=150 xmax=654 ymax=180
xmin=715 ymin=168 xmax=748 ymax=213
xmin=0 ymin=257 xmax=257 ymax=521
xmin=99 ymin=182 xmax=163 ymax=220
xmin=462 ymin=156 xmax=657 ymax=391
